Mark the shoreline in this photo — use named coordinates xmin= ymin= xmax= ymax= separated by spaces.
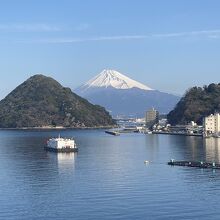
xmin=0 ymin=125 xmax=117 ymax=131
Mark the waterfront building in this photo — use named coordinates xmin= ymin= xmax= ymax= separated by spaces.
xmin=145 ymin=108 xmax=159 ymax=128
xmin=158 ymin=118 xmax=168 ymax=127
xmin=204 ymin=113 xmax=220 ymax=137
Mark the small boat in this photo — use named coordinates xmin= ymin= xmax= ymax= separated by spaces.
xmin=45 ymin=135 xmax=78 ymax=152
xmin=105 ymin=130 xmax=120 ymax=136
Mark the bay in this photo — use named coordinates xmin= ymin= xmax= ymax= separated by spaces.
xmin=0 ymin=129 xmax=219 ymax=219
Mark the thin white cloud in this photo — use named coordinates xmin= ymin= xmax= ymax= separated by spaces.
xmin=48 ymin=29 xmax=220 ymax=43
xmin=208 ymin=35 xmax=220 ymax=39
xmin=0 ymin=23 xmax=92 ymax=32
xmin=18 ymin=35 xmax=148 ymax=43
xmin=0 ymin=23 xmax=61 ymax=32
xmin=74 ymin=23 xmax=90 ymax=31
xmin=152 ymin=29 xmax=220 ymax=38
xmin=16 ymin=29 xmax=220 ymax=43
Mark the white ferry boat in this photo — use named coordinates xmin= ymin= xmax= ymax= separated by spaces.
xmin=45 ymin=135 xmax=78 ymax=152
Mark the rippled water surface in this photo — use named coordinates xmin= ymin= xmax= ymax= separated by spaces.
xmin=0 ymin=129 xmax=220 ymax=219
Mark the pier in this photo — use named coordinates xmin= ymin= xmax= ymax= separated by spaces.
xmin=168 ymin=159 xmax=220 ymax=169
xmin=152 ymin=131 xmax=202 ymax=137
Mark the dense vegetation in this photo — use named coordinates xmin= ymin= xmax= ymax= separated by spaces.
xmin=167 ymin=83 xmax=220 ymax=125
xmin=0 ymin=74 xmax=115 ymax=128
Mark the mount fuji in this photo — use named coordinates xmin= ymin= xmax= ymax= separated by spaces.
xmin=75 ymin=69 xmax=180 ymax=117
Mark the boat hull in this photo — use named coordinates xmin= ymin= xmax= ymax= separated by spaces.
xmin=105 ymin=131 xmax=120 ymax=136
xmin=44 ymin=146 xmax=78 ymax=153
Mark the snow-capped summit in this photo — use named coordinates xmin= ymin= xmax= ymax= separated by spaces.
xmin=78 ymin=69 xmax=153 ymax=92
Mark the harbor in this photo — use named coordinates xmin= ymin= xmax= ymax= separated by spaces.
xmin=0 ymin=126 xmax=220 ymax=219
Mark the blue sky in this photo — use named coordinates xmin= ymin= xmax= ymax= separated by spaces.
xmin=0 ymin=0 xmax=220 ymax=98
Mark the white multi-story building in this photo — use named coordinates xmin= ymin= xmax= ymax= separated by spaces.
xmin=204 ymin=113 xmax=220 ymax=137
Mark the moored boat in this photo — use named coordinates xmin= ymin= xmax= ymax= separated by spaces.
xmin=105 ymin=130 xmax=120 ymax=136
xmin=45 ymin=135 xmax=78 ymax=152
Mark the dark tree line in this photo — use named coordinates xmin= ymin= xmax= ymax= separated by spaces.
xmin=167 ymin=83 xmax=220 ymax=125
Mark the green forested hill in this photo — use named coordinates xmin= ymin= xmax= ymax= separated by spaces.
xmin=0 ymin=74 xmax=115 ymax=128
xmin=167 ymin=83 xmax=220 ymax=125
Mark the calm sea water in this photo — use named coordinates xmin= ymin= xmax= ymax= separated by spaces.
xmin=0 ymin=129 xmax=220 ymax=219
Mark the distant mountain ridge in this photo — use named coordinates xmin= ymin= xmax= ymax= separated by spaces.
xmin=0 ymin=74 xmax=115 ymax=128
xmin=75 ymin=69 xmax=180 ymax=117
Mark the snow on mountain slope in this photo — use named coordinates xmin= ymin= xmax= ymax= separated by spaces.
xmin=78 ymin=69 xmax=153 ymax=93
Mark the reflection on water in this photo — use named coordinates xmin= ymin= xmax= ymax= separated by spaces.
xmin=186 ymin=136 xmax=204 ymax=161
xmin=167 ymin=135 xmax=220 ymax=163
xmin=46 ymin=152 xmax=76 ymax=171
xmin=204 ymin=137 xmax=220 ymax=163
xmin=56 ymin=152 xmax=76 ymax=169
xmin=144 ymin=134 xmax=160 ymax=162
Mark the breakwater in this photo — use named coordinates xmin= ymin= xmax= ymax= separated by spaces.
xmin=168 ymin=160 xmax=219 ymax=169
